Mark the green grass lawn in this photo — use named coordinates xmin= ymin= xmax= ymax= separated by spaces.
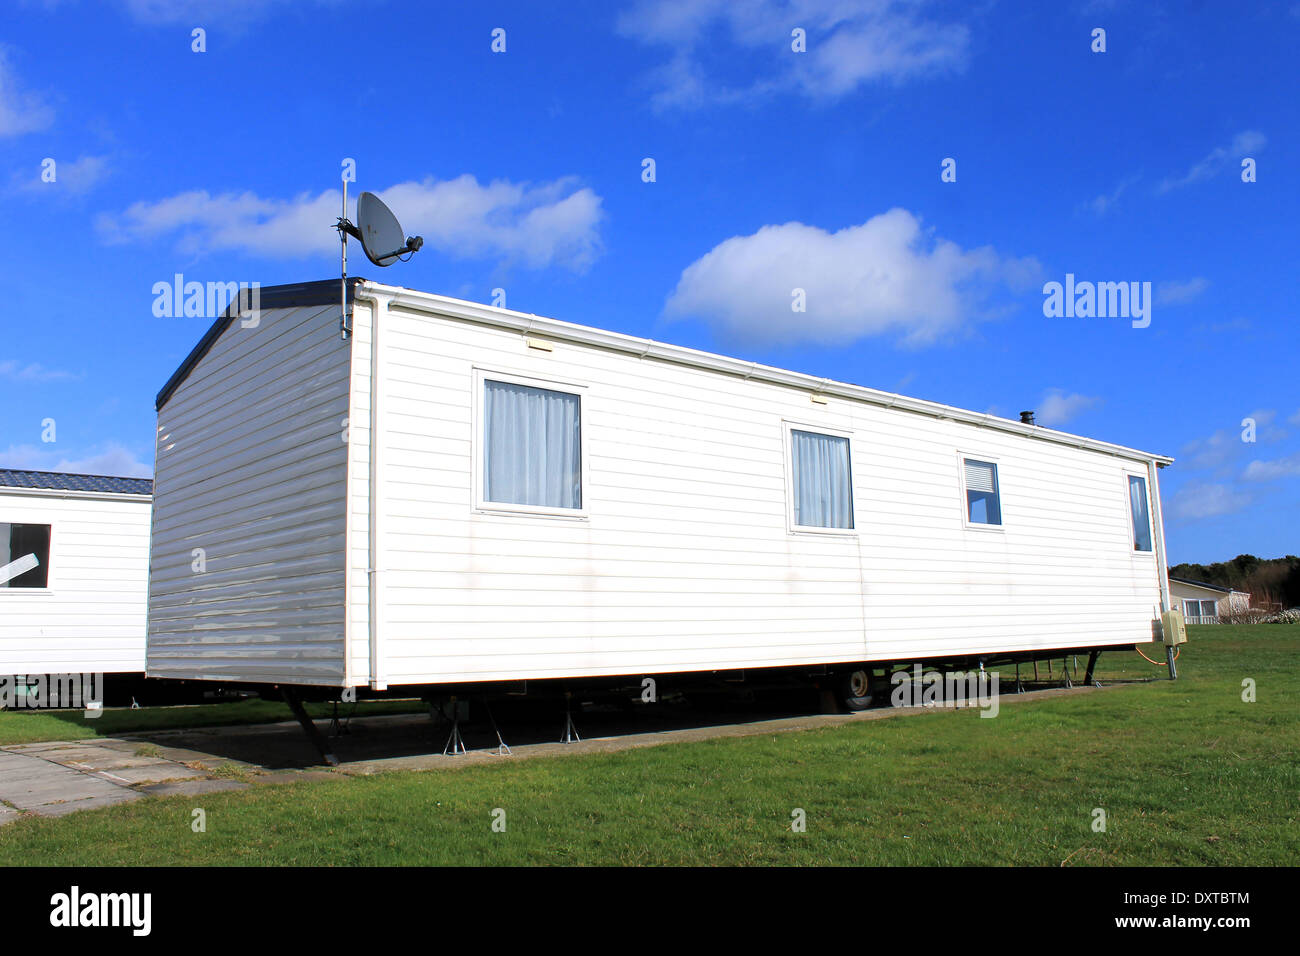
xmin=0 ymin=697 xmax=426 ymax=746
xmin=1 ymin=625 xmax=1295 ymax=866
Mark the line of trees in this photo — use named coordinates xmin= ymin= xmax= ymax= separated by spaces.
xmin=1168 ymin=554 xmax=1300 ymax=610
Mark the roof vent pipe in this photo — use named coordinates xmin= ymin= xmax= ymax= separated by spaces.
xmin=1019 ymin=410 xmax=1036 ymax=425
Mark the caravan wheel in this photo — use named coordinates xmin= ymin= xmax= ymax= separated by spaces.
xmin=837 ymin=668 xmax=873 ymax=711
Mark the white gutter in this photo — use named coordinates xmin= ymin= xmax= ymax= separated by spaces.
xmin=0 ymin=487 xmax=151 ymax=504
xmin=1148 ymin=458 xmax=1171 ymax=613
xmin=355 ymin=287 xmax=391 ymax=691
xmin=369 ymin=282 xmax=1174 ymax=467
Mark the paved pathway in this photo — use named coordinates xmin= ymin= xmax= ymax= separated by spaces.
xmin=0 ymin=738 xmax=247 ymax=825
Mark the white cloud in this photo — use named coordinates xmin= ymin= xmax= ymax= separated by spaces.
xmin=99 ymin=174 xmax=605 ymax=271
xmin=1245 ymin=408 xmax=1277 ymax=429
xmin=12 ymin=154 xmax=110 ymax=196
xmin=1180 ymin=428 xmax=1237 ymax=471
xmin=664 ymin=207 xmax=1040 ymax=346
xmin=1035 ymin=389 xmax=1101 ymax=427
xmin=1242 ymin=452 xmax=1300 ymax=482
xmin=1158 ymin=130 xmax=1265 ymax=192
xmin=0 ymin=49 xmax=54 ymax=137
xmin=618 ymin=0 xmax=969 ymax=108
xmin=1289 ymin=408 xmax=1300 ymax=427
xmin=0 ymin=442 xmax=152 ymax=478
xmin=1155 ymin=277 xmax=1209 ymax=306
xmin=1083 ymin=174 xmax=1140 ymax=217
xmin=1167 ymin=482 xmax=1251 ymax=521
xmin=0 ymin=359 xmax=77 ymax=383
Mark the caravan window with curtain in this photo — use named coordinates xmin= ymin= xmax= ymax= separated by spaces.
xmin=1128 ymin=474 xmax=1153 ymax=552
xmin=483 ymin=379 xmax=582 ymax=510
xmin=963 ymin=458 xmax=1002 ymax=526
xmin=789 ymin=429 xmax=854 ymax=530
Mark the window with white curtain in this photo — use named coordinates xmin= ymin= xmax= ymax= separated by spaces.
xmin=1128 ymin=474 xmax=1153 ymax=552
xmin=789 ymin=429 xmax=854 ymax=530
xmin=483 ymin=379 xmax=582 ymax=510
xmin=963 ymin=458 xmax=1001 ymax=526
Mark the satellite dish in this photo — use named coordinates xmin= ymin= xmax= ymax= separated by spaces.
xmin=333 ymin=180 xmax=424 ymax=338
xmin=356 ymin=191 xmax=422 ymax=266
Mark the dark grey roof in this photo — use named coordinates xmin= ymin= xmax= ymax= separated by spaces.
xmin=156 ymin=278 xmax=362 ymax=411
xmin=0 ymin=468 xmax=153 ymax=496
xmin=1169 ymin=575 xmax=1235 ymax=594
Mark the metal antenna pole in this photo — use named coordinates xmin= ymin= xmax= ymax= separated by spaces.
xmin=340 ymin=177 xmax=350 ymax=339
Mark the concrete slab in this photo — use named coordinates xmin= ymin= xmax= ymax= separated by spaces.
xmin=138 ymin=779 xmax=249 ymax=797
xmin=59 ymin=751 xmax=182 ymax=771
xmin=0 ymin=752 xmax=142 ymax=814
xmin=87 ymin=763 xmax=209 ymax=786
xmin=37 ymin=790 xmax=141 ymax=817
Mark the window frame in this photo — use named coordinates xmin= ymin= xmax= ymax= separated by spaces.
xmin=471 ymin=366 xmax=590 ymax=520
xmin=782 ymin=420 xmax=857 ymax=536
xmin=1124 ymin=470 xmax=1156 ymax=555
xmin=0 ymin=520 xmax=55 ymax=593
xmin=958 ymin=453 xmax=1004 ymax=531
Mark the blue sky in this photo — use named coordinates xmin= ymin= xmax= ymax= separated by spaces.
xmin=1 ymin=0 xmax=1296 ymax=564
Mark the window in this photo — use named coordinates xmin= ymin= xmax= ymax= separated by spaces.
xmin=789 ymin=429 xmax=854 ymax=530
xmin=1184 ymin=599 xmax=1216 ymax=620
xmin=963 ymin=459 xmax=1001 ymax=526
xmin=1 ymin=523 xmax=51 ymax=589
xmin=1128 ymin=474 xmax=1153 ymax=552
xmin=482 ymin=378 xmax=582 ymax=511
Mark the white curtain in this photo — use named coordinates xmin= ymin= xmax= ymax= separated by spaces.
xmin=484 ymin=380 xmax=581 ymax=509
xmin=791 ymin=430 xmax=853 ymax=529
xmin=1129 ymin=475 xmax=1152 ymax=551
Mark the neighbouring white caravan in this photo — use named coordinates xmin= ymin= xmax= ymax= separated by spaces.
xmin=147 ymin=279 xmax=1174 ymax=695
xmin=1 ymin=469 xmax=153 ymax=677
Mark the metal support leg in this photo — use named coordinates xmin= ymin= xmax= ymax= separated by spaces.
xmin=328 ymin=700 xmax=352 ymax=737
xmin=1084 ymin=650 xmax=1101 ymax=687
xmin=441 ymin=696 xmax=468 ymax=755
xmin=1166 ymin=644 xmax=1178 ymax=681
xmin=282 ymin=687 xmax=339 ymax=767
xmin=1014 ymin=662 xmax=1024 ymax=694
xmin=561 ymin=692 xmax=581 ymax=744
xmin=483 ymin=699 xmax=511 ymax=756
xmin=1061 ymin=658 xmax=1072 ymax=689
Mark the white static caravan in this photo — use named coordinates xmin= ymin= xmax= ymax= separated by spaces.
xmin=147 ymin=278 xmax=1174 ymax=703
xmin=1 ymin=469 xmax=152 ymax=678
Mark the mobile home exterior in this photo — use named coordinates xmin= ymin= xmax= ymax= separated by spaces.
xmin=1168 ymin=576 xmax=1250 ymax=624
xmin=147 ymin=279 xmax=1173 ymax=692
xmin=1 ymin=469 xmax=152 ymax=678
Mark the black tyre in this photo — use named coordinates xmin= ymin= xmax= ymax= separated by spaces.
xmin=837 ymin=668 xmax=873 ymax=711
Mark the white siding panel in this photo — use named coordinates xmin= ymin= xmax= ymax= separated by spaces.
xmin=147 ymin=304 xmax=350 ymax=684
xmin=0 ymin=493 xmax=150 ymax=674
xmin=350 ymin=299 xmax=1163 ymax=685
